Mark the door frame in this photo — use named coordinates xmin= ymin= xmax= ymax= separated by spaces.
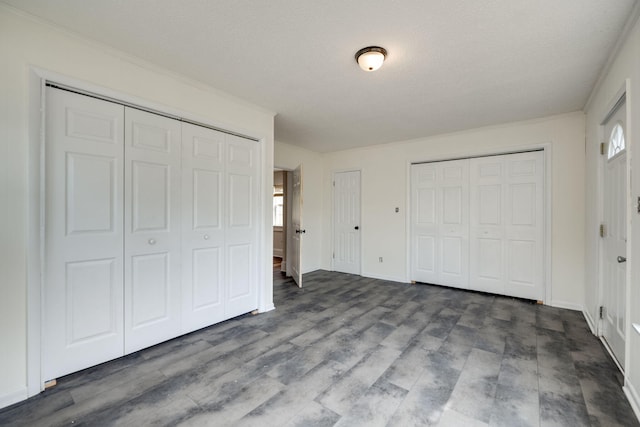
xmin=596 ymin=80 xmax=631 ymax=373
xmin=273 ymin=166 xmax=295 ymax=276
xmin=272 ymin=169 xmax=287 ymax=262
xmin=331 ymin=169 xmax=363 ymax=275
xmin=405 ymin=144 xmax=552 ymax=304
xmin=26 ymin=68 xmax=271 ymax=399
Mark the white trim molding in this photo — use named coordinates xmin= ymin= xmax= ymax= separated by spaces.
xmin=0 ymin=388 xmax=28 ymax=411
xmin=624 ymin=382 xmax=640 ymax=423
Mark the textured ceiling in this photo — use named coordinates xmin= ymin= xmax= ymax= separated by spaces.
xmin=3 ymin=0 xmax=637 ymax=152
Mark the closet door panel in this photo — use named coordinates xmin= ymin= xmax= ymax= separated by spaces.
xmin=470 ymin=157 xmax=505 ymax=294
xmin=225 ymin=135 xmax=259 ymax=318
xmin=416 ymin=236 xmax=436 ymax=276
xmin=437 ymin=160 xmax=469 ymax=288
xmin=124 ymin=108 xmax=182 ymax=353
xmin=504 ymin=152 xmax=544 ymax=299
xmin=411 ymin=164 xmax=439 ymax=283
xmin=182 ymin=123 xmax=226 ymax=332
xmin=44 ymin=87 xmax=125 ymax=380
xmin=228 ymin=243 xmax=252 ymax=299
xmin=411 ymin=160 xmax=469 ymax=287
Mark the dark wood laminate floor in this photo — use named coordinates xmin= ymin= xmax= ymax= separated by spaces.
xmin=1 ymin=270 xmax=638 ymax=426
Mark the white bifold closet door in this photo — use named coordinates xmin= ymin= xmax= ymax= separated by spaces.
xmin=124 ymin=108 xmax=182 ymax=354
xmin=181 ymin=123 xmax=259 ymax=330
xmin=411 ymin=151 xmax=544 ymax=301
xmin=469 ymin=151 xmax=544 ymax=300
xmin=181 ymin=123 xmax=226 ymax=331
xmin=44 ymin=88 xmax=125 ymax=380
xmin=224 ymin=134 xmax=260 ymax=319
xmin=44 ymin=86 xmax=261 ymax=381
xmin=411 ymin=159 xmax=469 ymax=288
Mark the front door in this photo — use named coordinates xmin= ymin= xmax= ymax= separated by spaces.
xmin=602 ymin=96 xmax=627 ymax=369
xmin=181 ymin=123 xmax=226 ymax=332
xmin=333 ymin=171 xmax=361 ymax=275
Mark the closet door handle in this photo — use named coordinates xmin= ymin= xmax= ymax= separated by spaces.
xmin=148 ymin=238 xmax=156 ymax=245
xmin=203 ymin=234 xmax=210 ymax=240
xmin=617 ymin=256 xmax=627 ymax=263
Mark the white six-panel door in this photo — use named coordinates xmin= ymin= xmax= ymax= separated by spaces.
xmin=411 ymin=160 xmax=469 ymax=288
xmin=439 ymin=161 xmax=470 ymax=287
xmin=333 ymin=171 xmax=361 ymax=275
xmin=602 ymin=99 xmax=627 ymax=368
xmin=124 ymin=108 xmax=182 ymax=353
xmin=44 ymin=87 xmax=125 ymax=380
xmin=469 ymin=151 xmax=544 ymax=300
xmin=469 ymin=157 xmax=505 ymax=295
xmin=411 ymin=152 xmax=544 ymax=301
xmin=225 ymin=134 xmax=260 ymax=318
xmin=181 ymin=123 xmax=226 ymax=331
xmin=44 ymin=86 xmax=261 ymax=380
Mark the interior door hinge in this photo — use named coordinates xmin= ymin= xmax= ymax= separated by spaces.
xmin=332 ymin=252 xmax=335 ymax=259
xmin=333 ymin=181 xmax=335 ymax=187
xmin=599 ymin=306 xmax=604 ymax=319
xmin=599 ymin=223 xmax=606 ymax=238
xmin=600 ymin=142 xmax=606 ymax=155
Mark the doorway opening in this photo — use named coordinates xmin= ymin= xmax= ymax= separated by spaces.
xmin=273 ymin=170 xmax=287 ymax=273
xmin=273 ymin=165 xmax=303 ymax=287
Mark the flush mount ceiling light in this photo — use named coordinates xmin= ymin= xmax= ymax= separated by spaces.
xmin=355 ymin=46 xmax=387 ymax=72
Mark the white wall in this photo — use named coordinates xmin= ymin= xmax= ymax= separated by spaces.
xmin=321 ymin=113 xmax=586 ymax=309
xmin=0 ymin=6 xmax=274 ymax=408
xmin=584 ymin=9 xmax=640 ymax=417
xmin=274 ymin=141 xmax=325 ymax=273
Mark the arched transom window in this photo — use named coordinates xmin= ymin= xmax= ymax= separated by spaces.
xmin=607 ymin=123 xmax=626 ymax=160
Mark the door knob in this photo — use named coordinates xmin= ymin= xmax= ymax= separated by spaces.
xmin=354 ymin=226 xmax=359 ymax=230
xmin=148 ymin=238 xmax=156 ymax=245
xmin=203 ymin=234 xmax=209 ymax=240
xmin=617 ymin=256 xmax=627 ymax=263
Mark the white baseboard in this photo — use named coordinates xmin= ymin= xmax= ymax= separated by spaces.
xmin=624 ymin=381 xmax=640 ymax=424
xmin=361 ymin=272 xmax=409 ymax=284
xmin=600 ymin=336 xmax=625 ymax=373
xmin=583 ymin=308 xmax=597 ymax=335
xmin=259 ymin=302 xmax=276 ymax=313
xmin=549 ymin=300 xmax=583 ymax=311
xmin=0 ymin=387 xmax=28 ymax=410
